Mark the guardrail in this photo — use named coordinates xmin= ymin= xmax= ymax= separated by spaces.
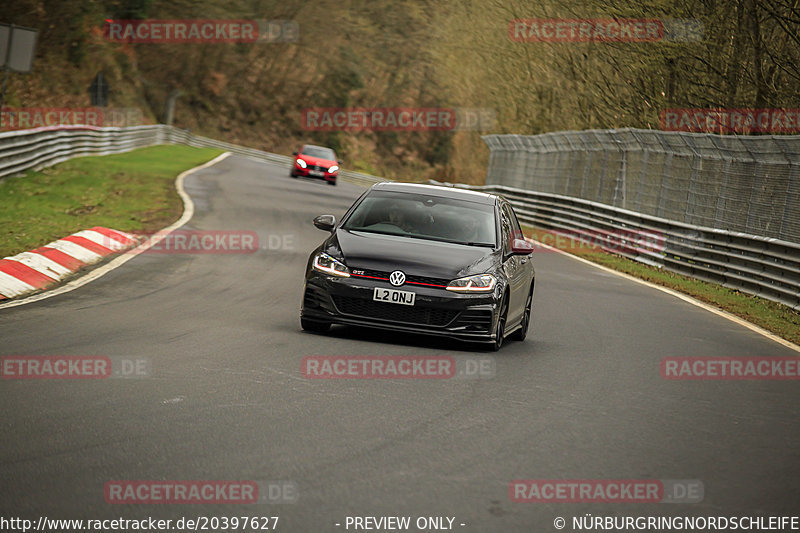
xmin=0 ymin=124 xmax=386 ymax=187
xmin=431 ymin=181 xmax=800 ymax=311
xmin=0 ymin=126 xmax=166 ymax=179
xmin=2 ymin=124 xmax=796 ymax=310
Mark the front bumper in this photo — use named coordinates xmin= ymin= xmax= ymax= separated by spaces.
xmin=301 ymin=272 xmax=500 ymax=343
xmin=293 ymin=164 xmax=337 ymax=182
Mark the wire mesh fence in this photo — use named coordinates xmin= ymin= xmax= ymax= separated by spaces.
xmin=483 ymin=129 xmax=800 ymax=244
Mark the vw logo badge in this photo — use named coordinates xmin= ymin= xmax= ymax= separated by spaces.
xmin=389 ymin=270 xmax=406 ymax=287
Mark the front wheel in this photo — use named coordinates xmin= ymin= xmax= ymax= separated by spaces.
xmin=327 ymin=180 xmax=337 ymax=186
xmin=511 ymin=286 xmax=533 ymax=341
xmin=301 ymin=317 xmax=331 ymax=333
xmin=491 ymin=293 xmax=509 ymax=351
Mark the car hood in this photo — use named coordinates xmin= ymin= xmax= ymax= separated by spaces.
xmin=328 ymin=229 xmax=499 ymax=280
xmin=299 ymin=154 xmax=336 ymax=167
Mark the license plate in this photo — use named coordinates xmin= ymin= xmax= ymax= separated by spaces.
xmin=373 ymin=287 xmax=415 ymax=306
xmin=309 ymin=170 xmax=324 ymax=177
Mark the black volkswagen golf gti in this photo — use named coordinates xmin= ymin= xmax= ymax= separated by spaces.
xmin=300 ymin=182 xmax=535 ymax=350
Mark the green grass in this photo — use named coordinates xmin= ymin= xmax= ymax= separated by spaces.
xmin=0 ymin=145 xmax=223 ymax=258
xmin=350 ymin=159 xmax=381 ymax=176
xmin=525 ymin=225 xmax=800 ymax=347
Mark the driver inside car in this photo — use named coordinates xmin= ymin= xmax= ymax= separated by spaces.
xmin=386 ymin=203 xmax=416 ymax=233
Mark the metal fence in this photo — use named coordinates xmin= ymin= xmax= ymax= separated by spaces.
xmin=483 ymin=129 xmax=800 ymax=244
xmin=0 ymin=126 xmax=166 ymax=179
xmin=433 ymin=181 xmax=800 ymax=311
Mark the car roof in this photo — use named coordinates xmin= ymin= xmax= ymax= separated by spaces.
xmin=301 ymin=144 xmax=334 ymax=152
xmin=370 ymin=182 xmax=498 ymax=205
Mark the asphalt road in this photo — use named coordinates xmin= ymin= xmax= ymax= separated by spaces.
xmin=1 ymin=154 xmax=798 ymax=532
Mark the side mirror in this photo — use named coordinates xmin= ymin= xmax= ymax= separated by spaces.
xmin=510 ymin=238 xmax=534 ymax=255
xmin=292 ymin=151 xmax=298 ymax=156
xmin=313 ymin=215 xmax=336 ymax=232
xmin=337 ymin=160 xmax=343 ymax=164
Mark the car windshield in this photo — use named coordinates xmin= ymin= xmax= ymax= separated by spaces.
xmin=342 ymin=190 xmax=497 ymax=247
xmin=301 ymin=146 xmax=336 ymax=160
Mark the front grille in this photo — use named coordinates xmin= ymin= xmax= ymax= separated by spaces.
xmin=351 ymin=268 xmax=450 ymax=288
xmin=309 ymin=164 xmax=328 ymax=172
xmin=333 ymin=296 xmax=458 ymax=327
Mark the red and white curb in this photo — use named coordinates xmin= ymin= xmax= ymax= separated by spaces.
xmin=0 ymin=227 xmax=138 ymax=300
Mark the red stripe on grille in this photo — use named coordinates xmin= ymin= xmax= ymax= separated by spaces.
xmin=351 ymin=274 xmax=389 ymax=281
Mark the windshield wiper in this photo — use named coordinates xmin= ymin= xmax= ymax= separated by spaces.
xmin=404 ymin=234 xmax=495 ymax=247
xmin=346 ymin=228 xmax=404 ymax=237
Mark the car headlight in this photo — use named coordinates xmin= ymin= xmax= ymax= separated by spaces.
xmin=328 ymin=165 xmax=339 ymax=173
xmin=313 ymin=252 xmax=350 ymax=277
xmin=296 ymin=158 xmax=307 ymax=168
xmin=446 ymin=274 xmax=496 ymax=293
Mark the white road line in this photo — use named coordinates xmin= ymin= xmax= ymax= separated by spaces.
xmin=0 ymin=152 xmax=231 ymax=310
xmin=527 ymin=237 xmax=800 ymax=354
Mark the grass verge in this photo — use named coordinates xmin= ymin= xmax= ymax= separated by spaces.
xmin=525 ymin=225 xmax=800 ymax=347
xmin=0 ymin=145 xmax=223 ymax=258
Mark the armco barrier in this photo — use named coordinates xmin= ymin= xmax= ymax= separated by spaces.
xmin=0 ymin=124 xmax=386 ymax=187
xmin=431 ymin=180 xmax=800 ymax=311
xmin=0 ymin=126 xmax=166 ymax=179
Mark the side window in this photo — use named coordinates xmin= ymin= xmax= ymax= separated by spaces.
xmin=505 ymin=204 xmax=523 ymax=242
xmin=500 ymin=205 xmax=512 ymax=254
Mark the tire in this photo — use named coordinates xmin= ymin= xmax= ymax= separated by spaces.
xmin=328 ymin=180 xmax=337 ymax=186
xmin=511 ymin=285 xmax=533 ymax=341
xmin=290 ymin=170 xmax=297 ymax=178
xmin=301 ymin=317 xmax=331 ymax=333
xmin=491 ymin=293 xmax=509 ymax=351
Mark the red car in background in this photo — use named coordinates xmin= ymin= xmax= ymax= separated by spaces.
xmin=291 ymin=144 xmax=340 ymax=186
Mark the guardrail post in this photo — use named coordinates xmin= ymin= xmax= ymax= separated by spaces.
xmin=611 ymin=130 xmax=627 ymax=209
